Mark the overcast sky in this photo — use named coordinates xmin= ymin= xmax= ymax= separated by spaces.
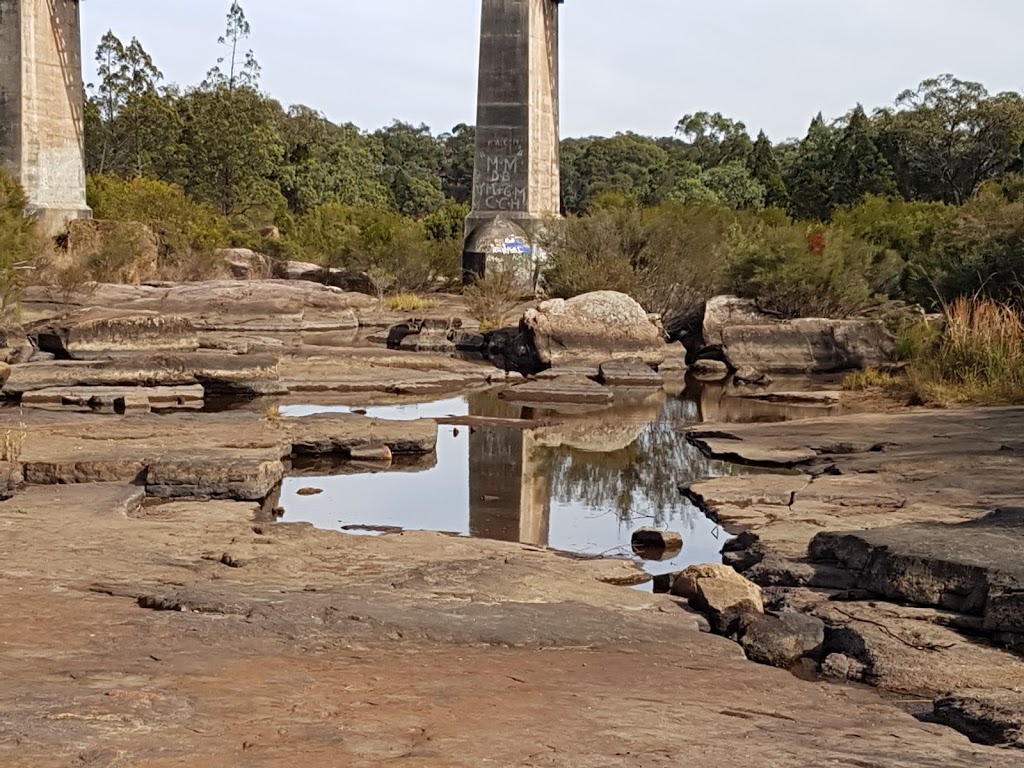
xmin=81 ymin=0 xmax=1024 ymax=142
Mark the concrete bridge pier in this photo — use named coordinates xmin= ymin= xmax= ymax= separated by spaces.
xmin=0 ymin=0 xmax=90 ymax=235
xmin=464 ymin=0 xmax=562 ymax=288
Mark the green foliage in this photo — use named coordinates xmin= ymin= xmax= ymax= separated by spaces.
xmin=176 ymin=85 xmax=285 ymax=219
xmin=784 ymin=114 xmax=839 ymax=221
xmin=725 ymin=222 xmax=901 ymax=318
xmin=700 ymin=162 xmax=766 ymax=210
xmin=876 ymin=75 xmax=1024 ymax=205
xmin=0 ymin=170 xmax=37 ymax=305
xmin=831 ymin=106 xmax=897 ymax=207
xmin=290 ymin=203 xmax=458 ymax=291
xmin=87 ymin=175 xmax=231 ymax=255
xmin=675 ymin=112 xmax=753 ymax=169
xmin=542 ymin=203 xmax=738 ymax=332
xmin=748 ymin=131 xmax=788 ymax=208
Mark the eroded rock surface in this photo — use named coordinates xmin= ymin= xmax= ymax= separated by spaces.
xmin=0 ymin=483 xmax=1016 ymax=767
xmin=684 ymin=406 xmax=1024 ymax=745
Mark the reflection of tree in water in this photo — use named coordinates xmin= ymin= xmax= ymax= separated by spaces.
xmin=546 ymin=397 xmax=733 ymax=524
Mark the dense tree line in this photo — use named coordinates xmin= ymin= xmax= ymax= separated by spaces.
xmin=70 ymin=2 xmax=1024 ymax=318
xmin=86 ymin=4 xmax=1024 ymax=227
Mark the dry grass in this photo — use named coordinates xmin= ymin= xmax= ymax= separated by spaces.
xmin=1 ymin=421 xmax=26 ymax=463
xmin=908 ymin=297 xmax=1024 ymax=405
xmin=386 ymin=293 xmax=440 ymax=312
xmin=463 ymin=271 xmax=522 ymax=331
xmin=842 ymin=368 xmax=897 ymax=391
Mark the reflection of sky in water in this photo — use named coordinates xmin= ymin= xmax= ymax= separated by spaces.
xmin=280 ymin=393 xmax=736 ymax=580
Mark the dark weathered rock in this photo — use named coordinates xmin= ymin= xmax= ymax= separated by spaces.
xmin=809 ymin=509 xmax=1024 ymax=634
xmin=523 ymin=292 xmax=667 ymax=368
xmin=631 ymin=528 xmax=683 ymax=560
xmin=933 ymin=690 xmax=1024 ymax=749
xmin=739 ymin=611 xmax=825 ymax=669
xmin=598 ymin=360 xmax=664 ymax=388
xmin=482 ymin=327 xmax=544 ymax=374
xmin=733 ymin=366 xmax=772 ymax=387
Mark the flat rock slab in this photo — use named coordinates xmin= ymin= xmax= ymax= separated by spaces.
xmin=4 ymin=353 xmax=284 ymax=396
xmin=500 ymin=375 xmax=614 ymax=406
xmin=30 ymin=308 xmax=200 ymax=360
xmin=598 ymin=360 xmax=664 ymax=387
xmin=21 ymin=384 xmax=205 ymax=412
xmin=0 ymin=485 xmax=1019 ymax=766
xmin=810 ymin=509 xmax=1024 ymax=631
xmin=9 ymin=409 xmax=437 ymax=500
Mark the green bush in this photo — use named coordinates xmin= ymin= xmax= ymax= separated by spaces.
xmin=0 ymin=170 xmax=38 ymax=305
xmin=542 ymin=202 xmax=738 ymax=333
xmin=87 ymin=175 xmax=231 ymax=278
xmin=725 ymin=222 xmax=901 ymax=318
xmin=290 ymin=203 xmax=460 ymax=291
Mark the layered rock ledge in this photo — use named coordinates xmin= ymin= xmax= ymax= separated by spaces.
xmin=684 ymin=407 xmax=1024 ymax=748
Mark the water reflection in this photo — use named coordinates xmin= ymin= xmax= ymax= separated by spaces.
xmin=280 ymin=388 xmax=742 ymax=579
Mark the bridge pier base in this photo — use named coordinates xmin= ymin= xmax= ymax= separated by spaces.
xmin=0 ymin=0 xmax=90 ymax=236
xmin=465 ymin=0 xmax=561 ymax=289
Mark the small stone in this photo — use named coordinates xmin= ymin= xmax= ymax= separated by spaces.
xmin=690 ymin=359 xmax=729 ymax=379
xmin=733 ymin=366 xmax=773 ymax=387
xmin=296 ymin=487 xmax=323 ymax=497
xmin=631 ymin=528 xmax=684 ymax=560
xmin=739 ymin=611 xmax=826 ymax=669
xmin=349 ymin=444 xmax=393 ymax=462
xmin=821 ymin=653 xmax=866 ymax=682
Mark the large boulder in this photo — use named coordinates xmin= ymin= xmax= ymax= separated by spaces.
xmin=738 ymin=611 xmax=825 ymax=669
xmin=523 ymin=291 xmax=667 ymax=368
xmin=0 ymin=317 xmax=34 ymax=364
xmin=698 ymin=296 xmax=896 ymax=373
xmin=218 ymin=248 xmax=271 ymax=280
xmin=671 ymin=563 xmax=764 ymax=634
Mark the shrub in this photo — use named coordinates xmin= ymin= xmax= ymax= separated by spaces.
xmin=725 ymin=222 xmax=901 ymax=318
xmin=0 ymin=170 xmax=39 ymax=306
xmin=464 ymin=271 xmax=522 ymax=330
xmin=386 ymin=293 xmax=440 ymax=312
xmin=541 ymin=202 xmax=737 ymax=334
xmin=842 ymin=368 xmax=896 ymax=391
xmin=87 ymin=175 xmax=231 ymax=280
xmin=908 ymin=297 xmax=1024 ymax=405
xmin=291 ymin=203 xmax=460 ymax=291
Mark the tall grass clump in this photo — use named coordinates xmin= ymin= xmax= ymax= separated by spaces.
xmin=908 ymin=297 xmax=1024 ymax=405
